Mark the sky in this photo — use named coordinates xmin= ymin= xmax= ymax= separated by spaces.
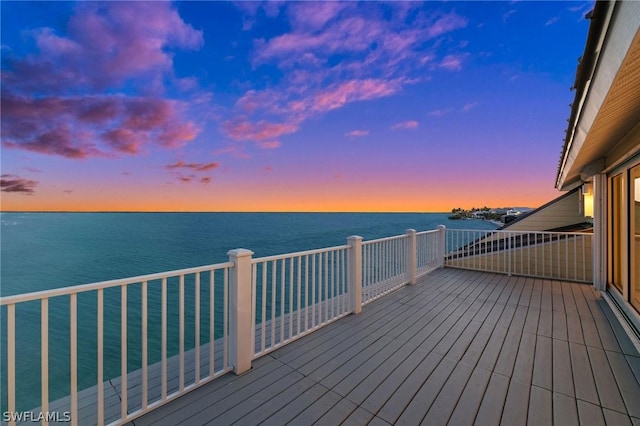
xmin=0 ymin=1 xmax=593 ymax=212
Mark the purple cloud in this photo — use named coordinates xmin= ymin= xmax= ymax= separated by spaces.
xmin=463 ymin=102 xmax=479 ymax=112
xmin=225 ymin=5 xmax=469 ymax=149
xmin=1 ymin=2 xmax=203 ymax=159
xmin=346 ymin=130 xmax=369 ymax=137
xmin=166 ymin=161 xmax=220 ymax=172
xmin=391 ymin=121 xmax=419 ymax=130
xmin=1 ymin=174 xmax=38 ymax=195
xmin=1 ymin=94 xmax=199 ymax=158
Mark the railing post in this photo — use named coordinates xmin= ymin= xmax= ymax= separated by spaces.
xmin=437 ymin=225 xmax=446 ymax=268
xmin=507 ymin=233 xmax=512 ymax=276
xmin=228 ymin=248 xmax=254 ymax=375
xmin=405 ymin=229 xmax=417 ymax=285
xmin=347 ymin=236 xmax=363 ymax=314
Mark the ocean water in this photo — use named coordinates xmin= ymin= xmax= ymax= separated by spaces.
xmin=0 ymin=212 xmax=498 ymax=411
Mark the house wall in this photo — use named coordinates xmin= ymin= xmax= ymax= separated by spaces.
xmin=503 ymin=190 xmax=586 ymax=232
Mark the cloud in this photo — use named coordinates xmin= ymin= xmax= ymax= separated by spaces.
xmin=345 ymin=130 xmax=369 ymax=137
xmin=288 ymin=2 xmax=350 ymax=32
xmin=1 ymin=2 xmax=203 ymax=159
xmin=427 ymin=13 xmax=469 ymax=38
xmin=439 ymin=54 xmax=466 ymax=71
xmin=428 ymin=108 xmax=454 ymax=117
xmin=24 ymin=167 xmax=42 ymax=173
xmin=3 ymin=2 xmax=202 ymax=93
xmin=463 ymin=102 xmax=479 ymax=112
xmin=1 ymin=94 xmax=199 ymax=158
xmin=222 ymin=119 xmax=298 ymax=146
xmin=1 ymin=174 xmax=38 ymax=194
xmin=257 ymin=140 xmax=281 ymax=149
xmin=264 ymin=166 xmax=273 ymax=172
xmin=503 ymin=10 xmax=517 ymax=22
xmin=225 ymin=5 xmax=469 ymax=149
xmin=166 ymin=160 xmax=220 ymax=172
xmin=200 ymin=177 xmax=211 ymax=184
xmin=391 ymin=120 xmax=419 ymax=130
xmin=545 ymin=17 xmax=560 ymax=26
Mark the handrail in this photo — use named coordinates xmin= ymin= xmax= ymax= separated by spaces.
xmin=0 ymin=261 xmax=234 ymax=305
xmin=252 ymin=244 xmax=350 ymax=263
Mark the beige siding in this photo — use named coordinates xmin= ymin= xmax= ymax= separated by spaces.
xmin=504 ymin=191 xmax=586 ymax=232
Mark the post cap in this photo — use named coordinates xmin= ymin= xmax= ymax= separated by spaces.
xmin=227 ymin=248 xmax=254 ymax=257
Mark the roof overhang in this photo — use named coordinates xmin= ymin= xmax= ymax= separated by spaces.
xmin=556 ymin=0 xmax=640 ymax=190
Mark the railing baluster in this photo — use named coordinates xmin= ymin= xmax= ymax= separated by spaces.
xmin=296 ymin=256 xmax=301 ymax=336
xmin=251 ymin=264 xmax=257 ymax=356
xmin=280 ymin=258 xmax=285 ymax=344
xmin=261 ymin=263 xmax=267 ymax=353
xmin=324 ymin=251 xmax=329 ymax=323
xmin=210 ymin=270 xmax=216 ymax=376
xmin=179 ymin=275 xmax=185 ymax=392
xmin=41 ymin=299 xmax=49 ymax=426
xmin=120 ymin=287 xmax=127 ymax=421
xmin=305 ymin=255 xmax=309 ymax=331
xmin=223 ymin=268 xmax=229 ymax=369
xmin=312 ymin=254 xmax=316 ymax=328
xmin=97 ymin=289 xmax=104 ymax=426
xmin=195 ymin=273 xmax=200 ymax=384
xmin=70 ymin=294 xmax=78 ymax=426
xmin=7 ymin=304 xmax=15 ymax=426
xmin=271 ymin=260 xmax=276 ymax=347
xmin=142 ymin=281 xmax=148 ymax=409
xmin=161 ymin=278 xmax=167 ymax=400
xmin=289 ymin=257 xmax=294 ymax=340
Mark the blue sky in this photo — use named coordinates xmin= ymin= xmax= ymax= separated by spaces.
xmin=1 ymin=1 xmax=593 ymax=211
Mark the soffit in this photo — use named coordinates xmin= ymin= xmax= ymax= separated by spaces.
xmin=559 ymin=11 xmax=640 ymax=189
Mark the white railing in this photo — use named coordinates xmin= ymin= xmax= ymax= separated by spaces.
xmin=0 ymin=262 xmax=233 ymax=426
xmin=251 ymin=245 xmax=351 ymax=358
xmin=362 ymin=234 xmax=408 ymax=305
xmin=416 ymin=228 xmax=444 ymax=277
xmin=445 ymin=229 xmax=593 ymax=283
xmin=2 ymin=225 xmax=596 ymax=425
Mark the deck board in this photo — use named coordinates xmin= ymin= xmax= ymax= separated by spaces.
xmin=116 ymin=268 xmax=640 ymax=426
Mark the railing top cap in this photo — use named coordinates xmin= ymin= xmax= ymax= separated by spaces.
xmin=227 ymin=248 xmax=254 ymax=256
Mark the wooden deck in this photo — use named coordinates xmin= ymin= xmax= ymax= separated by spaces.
xmin=132 ymin=268 xmax=640 ymax=426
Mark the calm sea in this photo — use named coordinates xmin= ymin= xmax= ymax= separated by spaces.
xmin=0 ymin=212 xmax=498 ymax=411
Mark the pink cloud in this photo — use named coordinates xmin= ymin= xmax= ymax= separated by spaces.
xmin=230 ymin=5 xmax=469 ymax=150
xmin=439 ymin=54 xmax=465 ymax=71
xmin=1 ymin=2 xmax=203 ymax=159
xmin=391 ymin=121 xmax=419 ymax=130
xmin=346 ymin=130 xmax=369 ymax=137
xmin=0 ymin=174 xmax=38 ymax=195
xmin=312 ymin=79 xmax=402 ymax=113
xmin=288 ymin=2 xmax=350 ymax=31
xmin=258 ymin=141 xmax=282 ymax=150
xmin=166 ymin=161 xmax=220 ymax=172
xmin=463 ymin=102 xmax=479 ymax=112
xmin=5 ymin=2 xmax=202 ymax=93
xmin=1 ymin=94 xmax=199 ymax=158
xmin=427 ymin=13 xmax=469 ymax=38
xmin=222 ymin=119 xmax=298 ymax=143
xmin=428 ymin=108 xmax=454 ymax=117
